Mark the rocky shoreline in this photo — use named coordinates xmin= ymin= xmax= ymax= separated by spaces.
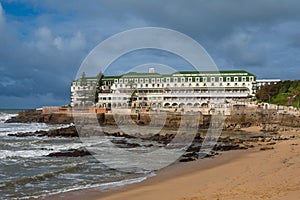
xmin=5 ymin=109 xmax=300 ymax=161
xmin=7 ymin=123 xmax=300 ymax=162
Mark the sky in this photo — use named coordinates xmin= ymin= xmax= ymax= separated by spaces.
xmin=0 ymin=0 xmax=300 ymax=109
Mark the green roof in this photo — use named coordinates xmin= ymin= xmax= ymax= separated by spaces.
xmin=174 ymin=70 xmax=255 ymax=76
xmin=73 ymin=70 xmax=256 ymax=82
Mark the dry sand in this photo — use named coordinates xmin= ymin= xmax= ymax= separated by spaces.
xmin=99 ymin=138 xmax=300 ymax=200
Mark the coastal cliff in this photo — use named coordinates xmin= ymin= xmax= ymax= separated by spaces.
xmin=5 ymin=109 xmax=73 ymax=124
xmin=5 ymin=109 xmax=300 ymax=132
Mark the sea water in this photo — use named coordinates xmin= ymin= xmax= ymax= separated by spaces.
xmin=0 ymin=110 xmax=153 ymax=199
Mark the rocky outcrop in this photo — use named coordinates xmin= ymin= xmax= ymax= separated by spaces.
xmin=5 ymin=110 xmax=73 ymax=124
xmin=7 ymin=126 xmax=78 ymax=138
xmin=7 ymin=130 xmax=48 ymax=137
xmin=46 ymin=149 xmax=92 ymax=157
xmin=48 ymin=126 xmax=78 ymax=137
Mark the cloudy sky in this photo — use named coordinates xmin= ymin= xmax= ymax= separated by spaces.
xmin=1 ymin=0 xmax=300 ymax=109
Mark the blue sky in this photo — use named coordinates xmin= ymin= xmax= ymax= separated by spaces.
xmin=0 ymin=0 xmax=300 ymax=109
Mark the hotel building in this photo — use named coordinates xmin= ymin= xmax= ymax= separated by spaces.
xmin=71 ymin=69 xmax=257 ymax=111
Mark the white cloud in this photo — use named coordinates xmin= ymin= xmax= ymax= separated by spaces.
xmin=69 ymin=32 xmax=86 ymax=50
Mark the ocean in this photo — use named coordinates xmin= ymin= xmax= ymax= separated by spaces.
xmin=0 ymin=110 xmax=154 ymax=199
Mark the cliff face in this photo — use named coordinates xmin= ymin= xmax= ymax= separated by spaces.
xmin=5 ymin=109 xmax=300 ymax=132
xmin=225 ymin=110 xmax=300 ymax=132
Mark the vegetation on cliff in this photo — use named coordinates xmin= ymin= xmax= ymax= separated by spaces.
xmin=256 ymin=80 xmax=300 ymax=108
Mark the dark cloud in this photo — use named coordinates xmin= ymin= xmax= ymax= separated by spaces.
xmin=0 ymin=1 xmax=300 ymax=108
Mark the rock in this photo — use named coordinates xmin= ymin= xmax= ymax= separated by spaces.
xmin=48 ymin=126 xmax=78 ymax=137
xmin=8 ymin=130 xmax=48 ymax=137
xmin=110 ymin=139 xmax=141 ymax=148
xmin=233 ymin=138 xmax=241 ymax=144
xmin=260 ymin=146 xmax=274 ymax=151
xmin=264 ymin=137 xmax=272 ymax=142
xmin=266 ymin=142 xmax=276 ymax=146
xmin=213 ymin=144 xmax=243 ymax=151
xmin=47 ymin=149 xmax=92 ymax=157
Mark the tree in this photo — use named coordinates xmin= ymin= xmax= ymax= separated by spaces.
xmin=94 ymin=72 xmax=104 ymax=103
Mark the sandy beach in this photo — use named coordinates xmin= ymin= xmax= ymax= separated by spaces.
xmin=43 ymin=130 xmax=300 ymax=200
xmin=99 ymin=137 xmax=300 ymax=200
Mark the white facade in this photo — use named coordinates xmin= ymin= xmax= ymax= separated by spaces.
xmin=70 ymin=77 xmax=98 ymax=107
xmin=97 ymin=70 xmax=257 ymax=110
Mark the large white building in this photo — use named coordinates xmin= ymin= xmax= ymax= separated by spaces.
xmin=71 ymin=69 xmax=257 ymax=110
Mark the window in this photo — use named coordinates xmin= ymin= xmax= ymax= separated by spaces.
xmin=145 ymin=79 xmax=149 ymax=83
xmin=161 ymin=78 xmax=164 ymax=83
xmin=181 ymin=77 xmax=185 ymax=82
xmin=211 ymin=77 xmax=215 ymax=82
xmin=166 ymin=78 xmax=170 ymax=83
xmin=174 ymin=77 xmax=178 ymax=82
xmin=157 ymin=78 xmax=160 ymax=83
xmin=134 ymin=79 xmax=138 ymax=83
xmin=250 ymin=76 xmax=254 ymax=82
xmin=152 ymin=78 xmax=155 ymax=83
xmin=124 ymin=79 xmax=128 ymax=83
xmin=140 ymin=78 xmax=143 ymax=83
xmin=242 ymin=77 xmax=246 ymax=82
xmin=234 ymin=77 xmax=238 ymax=82
xmin=188 ymin=77 xmax=192 ymax=82
xmin=196 ymin=77 xmax=200 ymax=82
xmin=114 ymin=79 xmax=118 ymax=83
xmin=226 ymin=77 xmax=231 ymax=82
xmin=219 ymin=77 xmax=223 ymax=82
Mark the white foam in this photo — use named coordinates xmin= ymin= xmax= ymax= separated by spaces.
xmin=0 ymin=112 xmax=17 ymax=122
xmin=21 ymin=172 xmax=156 ymax=200
xmin=0 ymin=122 xmax=73 ymax=137
xmin=0 ymin=149 xmax=53 ymax=159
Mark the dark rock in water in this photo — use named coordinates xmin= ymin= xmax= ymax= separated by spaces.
xmin=144 ymin=133 xmax=175 ymax=144
xmin=110 ymin=139 xmax=141 ymax=148
xmin=8 ymin=130 xmax=48 ymax=137
xmin=47 ymin=149 xmax=92 ymax=157
xmin=48 ymin=126 xmax=78 ymax=137
xmin=104 ymin=131 xmax=136 ymax=139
